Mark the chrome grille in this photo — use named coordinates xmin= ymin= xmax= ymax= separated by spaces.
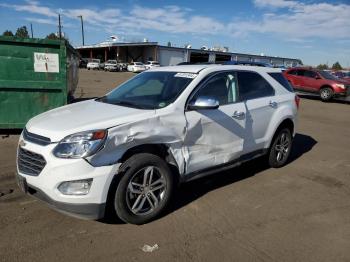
xmin=23 ymin=128 xmax=51 ymax=146
xmin=17 ymin=147 xmax=46 ymax=176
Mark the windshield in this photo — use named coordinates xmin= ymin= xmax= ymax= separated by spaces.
xmin=91 ymin=59 xmax=100 ymax=63
xmin=97 ymin=72 xmax=196 ymax=109
xmin=107 ymin=60 xmax=116 ymax=64
xmin=318 ymin=70 xmax=338 ymax=80
xmin=135 ymin=62 xmax=143 ymax=65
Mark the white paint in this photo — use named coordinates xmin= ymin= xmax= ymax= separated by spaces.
xmin=19 ymin=64 xmax=297 ymax=219
xmin=34 ymin=52 xmax=59 ymax=73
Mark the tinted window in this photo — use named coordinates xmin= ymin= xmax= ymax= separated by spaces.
xmin=268 ymin=73 xmax=294 ymax=92
xmin=304 ymin=70 xmax=317 ymax=78
xmin=237 ymin=71 xmax=275 ymax=100
xmin=296 ymin=69 xmax=306 ymax=76
xmin=287 ymin=70 xmax=297 ymax=75
xmin=193 ymin=72 xmax=238 ymax=105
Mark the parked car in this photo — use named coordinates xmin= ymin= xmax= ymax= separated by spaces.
xmin=127 ymin=62 xmax=146 ymax=73
xmin=145 ymin=61 xmax=160 ymax=70
xmin=87 ymin=59 xmax=101 ymax=70
xmin=17 ymin=65 xmax=299 ymax=224
xmin=331 ymin=71 xmax=350 ymax=80
xmin=104 ymin=60 xmax=118 ymax=72
xmin=117 ymin=61 xmax=128 ymax=71
xmin=284 ymin=67 xmax=350 ymax=101
xmin=79 ymin=58 xmax=88 ymax=68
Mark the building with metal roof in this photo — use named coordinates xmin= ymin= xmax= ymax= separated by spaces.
xmin=76 ymin=41 xmax=302 ymax=67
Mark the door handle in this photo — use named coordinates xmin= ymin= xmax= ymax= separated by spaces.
xmin=232 ymin=111 xmax=245 ymax=119
xmin=269 ymin=101 xmax=278 ymax=108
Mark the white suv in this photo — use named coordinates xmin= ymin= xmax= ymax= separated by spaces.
xmin=16 ymin=65 xmax=299 ymax=224
xmin=87 ymin=59 xmax=101 ymax=70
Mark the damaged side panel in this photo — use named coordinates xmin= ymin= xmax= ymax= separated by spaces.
xmin=87 ymin=109 xmax=188 ymax=175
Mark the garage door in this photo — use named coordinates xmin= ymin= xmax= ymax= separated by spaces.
xmin=158 ymin=49 xmax=186 ymax=66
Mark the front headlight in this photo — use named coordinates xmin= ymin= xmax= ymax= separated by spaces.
xmin=335 ymin=84 xmax=346 ymax=89
xmin=53 ymin=130 xmax=107 ymax=159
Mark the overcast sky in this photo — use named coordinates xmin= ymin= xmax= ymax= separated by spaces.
xmin=1 ymin=0 xmax=349 ymax=66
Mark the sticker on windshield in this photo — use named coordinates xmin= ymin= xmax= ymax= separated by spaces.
xmin=174 ymin=73 xmax=197 ymax=79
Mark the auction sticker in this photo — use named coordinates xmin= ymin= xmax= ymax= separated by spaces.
xmin=34 ymin=52 xmax=59 ymax=73
xmin=174 ymin=73 xmax=197 ymax=79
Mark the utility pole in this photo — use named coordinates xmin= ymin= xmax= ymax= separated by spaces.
xmin=30 ymin=23 xmax=33 ymax=38
xmin=77 ymin=15 xmax=85 ymax=46
xmin=58 ymin=14 xmax=62 ymax=39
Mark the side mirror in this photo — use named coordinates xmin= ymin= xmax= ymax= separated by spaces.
xmin=315 ymin=75 xmax=321 ymax=79
xmin=187 ymin=96 xmax=219 ymax=110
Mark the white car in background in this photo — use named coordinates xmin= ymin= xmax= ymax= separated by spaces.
xmin=17 ymin=65 xmax=299 ymax=225
xmin=87 ymin=59 xmax=101 ymax=70
xmin=127 ymin=62 xmax=146 ymax=73
xmin=104 ymin=60 xmax=118 ymax=72
xmin=145 ymin=61 xmax=160 ymax=70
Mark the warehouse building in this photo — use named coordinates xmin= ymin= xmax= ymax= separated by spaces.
xmin=76 ymin=41 xmax=302 ymax=67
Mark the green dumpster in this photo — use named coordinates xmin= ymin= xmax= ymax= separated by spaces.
xmin=0 ymin=36 xmax=79 ymax=129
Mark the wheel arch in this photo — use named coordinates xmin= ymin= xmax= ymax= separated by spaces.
xmin=320 ymin=85 xmax=333 ymax=91
xmin=267 ymin=117 xmax=295 ymax=149
xmin=119 ymin=143 xmax=180 ymax=182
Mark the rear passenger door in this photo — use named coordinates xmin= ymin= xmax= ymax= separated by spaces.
xmin=236 ymin=71 xmax=276 ymax=152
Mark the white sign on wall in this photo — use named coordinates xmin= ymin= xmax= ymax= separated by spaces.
xmin=34 ymin=52 xmax=59 ymax=73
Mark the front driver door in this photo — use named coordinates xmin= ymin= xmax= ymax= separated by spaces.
xmin=183 ymin=71 xmax=246 ymax=174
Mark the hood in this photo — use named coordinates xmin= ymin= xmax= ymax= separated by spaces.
xmin=26 ymin=99 xmax=156 ymax=142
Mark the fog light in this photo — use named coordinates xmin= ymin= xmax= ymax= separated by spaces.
xmin=58 ymin=179 xmax=93 ymax=195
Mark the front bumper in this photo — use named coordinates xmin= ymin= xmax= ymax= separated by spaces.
xmin=17 ymin=174 xmax=105 ymax=219
xmin=16 ymin=135 xmax=120 ymax=220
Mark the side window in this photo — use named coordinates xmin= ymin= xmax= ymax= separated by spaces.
xmin=193 ymin=72 xmax=237 ymax=106
xmin=304 ymin=70 xmax=316 ymax=78
xmin=237 ymin=71 xmax=275 ymax=101
xmin=287 ymin=70 xmax=297 ymax=75
xmin=296 ymin=69 xmax=306 ymax=76
xmin=268 ymin=72 xmax=294 ymax=92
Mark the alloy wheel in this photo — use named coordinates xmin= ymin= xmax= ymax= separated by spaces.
xmin=321 ymin=89 xmax=331 ymax=100
xmin=126 ymin=166 xmax=166 ymax=216
xmin=274 ymin=131 xmax=290 ymax=163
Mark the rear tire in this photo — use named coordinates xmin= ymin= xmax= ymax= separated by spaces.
xmin=268 ymin=128 xmax=292 ymax=168
xmin=320 ymin=87 xmax=333 ymax=102
xmin=114 ymin=153 xmax=174 ymax=224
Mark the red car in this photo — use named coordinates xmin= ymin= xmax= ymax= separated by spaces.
xmin=284 ymin=67 xmax=350 ymax=101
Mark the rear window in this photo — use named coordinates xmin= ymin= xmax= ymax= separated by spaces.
xmin=268 ymin=73 xmax=294 ymax=92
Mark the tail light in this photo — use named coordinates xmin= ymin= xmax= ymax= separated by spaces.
xmin=295 ymin=94 xmax=300 ymax=109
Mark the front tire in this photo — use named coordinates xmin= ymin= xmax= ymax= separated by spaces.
xmin=114 ymin=153 xmax=174 ymax=224
xmin=268 ymin=128 xmax=292 ymax=168
xmin=320 ymin=87 xmax=333 ymax=102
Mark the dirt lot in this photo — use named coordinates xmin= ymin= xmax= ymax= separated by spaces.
xmin=1 ymin=69 xmax=350 ymax=262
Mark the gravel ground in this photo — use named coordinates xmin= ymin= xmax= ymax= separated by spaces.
xmin=0 ymin=69 xmax=350 ymax=262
